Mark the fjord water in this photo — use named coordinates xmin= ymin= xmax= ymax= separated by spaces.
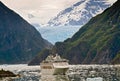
xmin=0 ymin=64 xmax=120 ymax=81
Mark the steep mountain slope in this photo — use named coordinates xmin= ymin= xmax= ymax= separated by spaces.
xmin=48 ymin=0 xmax=116 ymax=26
xmin=30 ymin=0 xmax=120 ymax=65
xmin=112 ymin=52 xmax=120 ymax=64
xmin=28 ymin=49 xmax=51 ymax=65
xmin=0 ymin=2 xmax=52 ymax=64
xmin=51 ymin=0 xmax=120 ymax=64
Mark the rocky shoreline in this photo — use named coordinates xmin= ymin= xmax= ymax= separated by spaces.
xmin=0 ymin=69 xmax=18 ymax=78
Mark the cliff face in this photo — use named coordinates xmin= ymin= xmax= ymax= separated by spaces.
xmin=52 ymin=0 xmax=120 ymax=64
xmin=0 ymin=2 xmax=52 ymax=64
xmin=29 ymin=0 xmax=120 ymax=65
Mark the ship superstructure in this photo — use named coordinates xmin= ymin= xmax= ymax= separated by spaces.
xmin=40 ymin=54 xmax=69 ymax=75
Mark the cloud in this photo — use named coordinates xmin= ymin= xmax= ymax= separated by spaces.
xmin=0 ymin=0 xmax=79 ymax=24
xmin=0 ymin=0 xmax=117 ymax=24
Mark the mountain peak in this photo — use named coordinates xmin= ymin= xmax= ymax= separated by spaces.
xmin=0 ymin=1 xmax=3 ymax=4
xmin=48 ymin=0 xmax=120 ymax=64
xmin=47 ymin=0 xmax=117 ymax=26
xmin=0 ymin=1 xmax=13 ymax=14
xmin=0 ymin=1 xmax=7 ymax=7
xmin=0 ymin=2 xmax=52 ymax=64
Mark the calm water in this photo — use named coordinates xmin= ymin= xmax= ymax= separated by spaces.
xmin=0 ymin=64 xmax=120 ymax=81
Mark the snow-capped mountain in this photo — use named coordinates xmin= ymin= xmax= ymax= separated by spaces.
xmin=47 ymin=0 xmax=117 ymax=26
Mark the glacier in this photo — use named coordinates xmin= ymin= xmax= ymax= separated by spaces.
xmin=36 ymin=26 xmax=81 ymax=44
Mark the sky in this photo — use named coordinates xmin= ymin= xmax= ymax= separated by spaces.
xmin=0 ymin=0 xmax=80 ymax=25
xmin=0 ymin=0 xmax=117 ymax=25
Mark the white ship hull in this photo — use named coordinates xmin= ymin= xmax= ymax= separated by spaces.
xmin=54 ymin=67 xmax=69 ymax=75
xmin=41 ymin=68 xmax=54 ymax=75
xmin=41 ymin=67 xmax=69 ymax=75
xmin=40 ymin=54 xmax=69 ymax=75
xmin=41 ymin=62 xmax=69 ymax=75
xmin=53 ymin=62 xmax=69 ymax=75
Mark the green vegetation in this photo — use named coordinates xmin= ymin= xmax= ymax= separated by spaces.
xmin=30 ymin=0 xmax=120 ymax=65
xmin=112 ymin=52 xmax=120 ymax=64
xmin=51 ymin=0 xmax=120 ymax=64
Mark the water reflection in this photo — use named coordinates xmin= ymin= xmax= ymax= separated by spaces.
xmin=41 ymin=75 xmax=69 ymax=81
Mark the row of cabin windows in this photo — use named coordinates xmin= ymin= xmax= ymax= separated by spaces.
xmin=41 ymin=66 xmax=53 ymax=69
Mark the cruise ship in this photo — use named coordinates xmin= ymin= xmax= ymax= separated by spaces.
xmin=40 ymin=54 xmax=69 ymax=75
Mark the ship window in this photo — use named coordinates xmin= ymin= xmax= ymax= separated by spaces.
xmin=41 ymin=66 xmax=52 ymax=69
